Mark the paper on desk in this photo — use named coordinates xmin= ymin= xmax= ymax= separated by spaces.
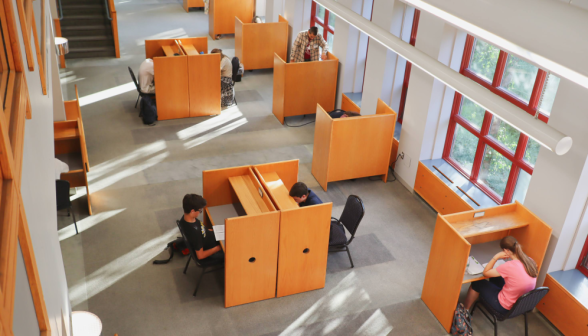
xmin=483 ymin=259 xmax=506 ymax=269
xmin=467 ymin=256 xmax=484 ymax=275
xmin=212 ymin=225 xmax=225 ymax=241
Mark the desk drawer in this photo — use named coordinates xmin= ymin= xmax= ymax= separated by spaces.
xmin=414 ymin=162 xmax=472 ymax=215
xmin=538 ymin=274 xmax=588 ymax=336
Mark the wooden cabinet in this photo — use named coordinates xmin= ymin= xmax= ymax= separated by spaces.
xmin=538 ymin=274 xmax=588 ymax=336
xmin=414 ymin=162 xmax=473 ymax=215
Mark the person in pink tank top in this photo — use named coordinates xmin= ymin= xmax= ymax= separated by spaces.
xmin=463 ymin=236 xmax=538 ymax=314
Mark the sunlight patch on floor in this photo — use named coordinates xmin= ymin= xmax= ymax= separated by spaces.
xmin=183 ymin=118 xmax=248 ymax=149
xmin=136 ymin=29 xmax=188 ymax=46
xmin=176 ymin=107 xmax=244 ymax=140
xmin=59 ymin=209 xmax=126 ymax=241
xmin=79 ymin=82 xmax=136 ymax=107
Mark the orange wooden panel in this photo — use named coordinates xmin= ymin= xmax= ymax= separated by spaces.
xmin=183 ymin=0 xmax=204 ymax=11
xmin=278 ymin=53 xmax=339 ymax=120
xmin=60 ymin=170 xmax=85 ymax=188
xmin=252 ymin=160 xmax=299 ymax=191
xmin=209 ymin=0 xmax=254 ymax=38
xmin=83 ymin=168 xmax=92 ymax=215
xmin=414 ymin=162 xmax=473 ymax=215
xmin=202 ymin=165 xmax=252 ymax=207
xmin=145 ymin=37 xmax=208 ymax=59
xmin=53 ymin=19 xmax=65 ymax=68
xmin=228 ymin=173 xmax=274 ymax=215
xmin=271 ymin=53 xmax=286 ymax=124
xmin=538 ymin=274 xmax=588 ymax=336
xmin=237 ymin=16 xmax=288 ymax=70
xmin=246 ymin=167 xmax=276 ymax=212
xmin=162 ymin=45 xmax=175 ymax=57
xmin=257 ymin=171 xmax=298 ymax=211
xmin=509 ymin=201 xmax=552 ymax=271
xmin=111 ymin=10 xmax=120 ymax=58
xmin=225 ymin=211 xmax=279 ymax=307
xmin=421 ymin=216 xmax=471 ymax=333
xmin=277 ymin=202 xmax=332 ymax=297
xmin=390 ymin=138 xmax=399 ymax=168
xmin=54 ymin=120 xmax=79 ymax=140
xmin=188 ymin=53 xmax=221 ymax=117
xmin=63 ymin=101 xmax=78 ymax=121
xmin=181 ymin=44 xmax=199 ymax=55
xmin=341 ymin=93 xmax=360 ymax=113
xmin=311 ymin=105 xmax=333 ymax=191
xmin=153 ymin=56 xmax=190 ymax=120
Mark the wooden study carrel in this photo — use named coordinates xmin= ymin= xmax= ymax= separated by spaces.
xmin=145 ymin=37 xmax=220 ymax=120
xmin=208 ymin=0 xmax=254 ymax=39
xmin=312 ymin=99 xmax=397 ymax=191
xmin=202 ymin=160 xmax=332 ymax=307
xmin=235 ymin=15 xmax=288 ymax=70
xmin=421 ymin=202 xmax=551 ymax=332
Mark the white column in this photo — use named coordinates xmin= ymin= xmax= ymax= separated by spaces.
xmin=522 ymin=78 xmax=588 ymax=283
xmin=360 ymin=0 xmax=405 ymax=115
xmin=256 ymin=0 xmax=267 ymax=17
xmin=284 ymin=0 xmax=312 ymax=58
xmin=266 ymin=0 xmax=285 ymax=22
xmin=393 ymin=11 xmax=462 ymax=189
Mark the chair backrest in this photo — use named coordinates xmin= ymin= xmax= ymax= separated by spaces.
xmin=175 ymin=220 xmax=204 ymax=267
xmin=505 ymin=287 xmax=549 ymax=319
xmin=338 ymin=195 xmax=365 ymax=243
xmin=231 ymin=57 xmax=241 ymax=82
xmin=55 ymin=180 xmax=71 ymax=210
xmin=128 ymin=67 xmax=141 ymax=93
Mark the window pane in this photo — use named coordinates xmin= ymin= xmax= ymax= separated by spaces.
xmin=327 ymin=33 xmax=334 ymax=51
xmin=524 ymin=138 xmax=541 ymax=166
xmin=316 ymin=25 xmax=324 ymax=38
xmin=316 ymin=4 xmax=326 ymax=21
xmin=328 ymin=10 xmax=336 ymax=29
xmin=512 ymin=169 xmax=532 ymax=204
xmin=500 ymin=54 xmax=539 ymax=103
xmin=539 ymin=74 xmax=561 ymax=115
xmin=468 ymin=39 xmax=500 ymax=82
xmin=488 ymin=116 xmax=520 ymax=152
xmin=459 ymin=97 xmax=485 ymax=129
xmin=478 ymin=146 xmax=512 ymax=197
xmin=450 ymin=124 xmax=479 ymax=174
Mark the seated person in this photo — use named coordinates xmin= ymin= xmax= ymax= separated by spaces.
xmin=178 ymin=194 xmax=223 ymax=265
xmin=463 ymin=236 xmax=538 ymax=314
xmin=329 ymin=110 xmax=360 ymax=119
xmin=138 ymin=58 xmax=155 ymax=94
xmin=289 ymin=182 xmax=346 ymax=244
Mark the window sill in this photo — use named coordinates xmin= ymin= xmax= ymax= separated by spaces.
xmin=549 ymin=269 xmax=588 ymax=309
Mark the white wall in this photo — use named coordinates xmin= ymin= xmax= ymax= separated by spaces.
xmin=284 ymin=0 xmax=312 ymax=60
xmin=256 ymin=0 xmax=267 ymax=17
xmin=13 ymin=1 xmax=71 ymax=335
xmin=266 ymin=0 xmax=285 ymax=22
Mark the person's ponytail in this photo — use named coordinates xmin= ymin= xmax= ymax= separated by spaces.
xmin=500 ymin=236 xmax=538 ymax=278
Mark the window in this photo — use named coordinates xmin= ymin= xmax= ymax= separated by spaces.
xmin=577 ymin=235 xmax=588 ymax=278
xmin=397 ymin=9 xmax=420 ymax=123
xmin=443 ymin=35 xmax=560 ymax=204
xmin=311 ymin=2 xmax=335 ymax=51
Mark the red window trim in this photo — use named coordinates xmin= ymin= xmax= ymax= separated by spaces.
xmin=442 ymin=35 xmax=550 ymax=205
xmin=311 ymin=2 xmax=335 ymax=42
xmin=577 ymin=235 xmax=588 ymax=278
xmin=397 ymin=9 xmax=420 ymax=123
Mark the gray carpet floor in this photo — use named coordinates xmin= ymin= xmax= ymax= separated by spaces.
xmin=57 ymin=1 xmax=560 ymax=335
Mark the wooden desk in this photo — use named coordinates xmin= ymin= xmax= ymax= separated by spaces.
xmin=421 ymin=202 xmax=552 ymax=332
xmin=55 ymin=85 xmax=92 ymax=215
xmin=258 ymin=172 xmax=298 ymax=210
xmin=183 ymin=0 xmax=204 ymax=12
xmin=272 ymin=52 xmax=339 ymax=124
xmin=209 ymin=0 xmax=254 ymax=39
xmin=235 ymin=16 xmax=288 ymax=70
xmin=206 ymin=203 xmax=242 ymax=251
xmin=145 ymin=37 xmax=220 ymax=120
xmin=312 ymin=99 xmax=397 ymax=191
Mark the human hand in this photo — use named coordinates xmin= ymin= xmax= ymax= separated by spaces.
xmin=322 ymin=53 xmax=328 ymax=60
xmin=493 ymin=252 xmax=509 ymax=260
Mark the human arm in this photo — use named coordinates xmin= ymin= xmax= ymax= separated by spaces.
xmin=483 ymin=251 xmax=508 ymax=277
xmin=195 ymin=245 xmax=222 ymax=260
xmin=290 ymin=33 xmax=302 ymax=62
xmin=318 ymin=34 xmax=329 ymax=59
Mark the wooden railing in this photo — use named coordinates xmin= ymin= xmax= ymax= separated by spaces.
xmin=107 ymin=0 xmax=121 ymax=58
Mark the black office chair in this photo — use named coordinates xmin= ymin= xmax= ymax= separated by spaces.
xmin=56 ymin=180 xmax=78 ymax=234
xmin=176 ymin=220 xmax=224 ymax=296
xmin=128 ymin=67 xmax=154 ymax=110
xmin=231 ymin=57 xmax=242 ymax=106
xmin=471 ymin=287 xmax=549 ymax=336
xmin=328 ymin=195 xmax=365 ymax=268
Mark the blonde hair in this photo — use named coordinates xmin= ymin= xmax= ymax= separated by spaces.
xmin=210 ymin=48 xmax=229 ymax=60
xmin=500 ymin=236 xmax=538 ymax=278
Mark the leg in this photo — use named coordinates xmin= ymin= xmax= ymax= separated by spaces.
xmin=71 ymin=206 xmax=78 ymax=234
xmin=464 ymin=285 xmax=480 ymax=310
xmin=346 ymin=246 xmax=354 ymax=268
xmin=183 ymin=256 xmax=191 ymax=274
xmin=524 ymin=312 xmax=528 ymax=336
xmin=471 ymin=300 xmax=478 ymax=315
xmin=193 ymin=267 xmax=207 ymax=296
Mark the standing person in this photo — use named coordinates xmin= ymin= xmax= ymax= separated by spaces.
xmin=211 ymin=49 xmax=234 ymax=107
xmin=138 ymin=58 xmax=155 ymax=94
xmin=463 ymin=236 xmax=538 ymax=314
xmin=178 ymin=194 xmax=223 ymax=265
xmin=290 ymin=27 xmax=329 ymax=63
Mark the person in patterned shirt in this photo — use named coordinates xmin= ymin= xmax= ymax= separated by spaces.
xmin=290 ymin=27 xmax=329 ymax=63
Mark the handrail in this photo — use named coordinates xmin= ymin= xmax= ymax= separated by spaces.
xmin=104 ymin=0 xmax=113 ymax=20
xmin=57 ymin=0 xmax=64 ymax=19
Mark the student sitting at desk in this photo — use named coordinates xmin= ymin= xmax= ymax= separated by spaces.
xmin=211 ymin=49 xmax=234 ymax=107
xmin=139 ymin=59 xmax=155 ymax=94
xmin=329 ymin=110 xmax=360 ymax=119
xmin=290 ymin=182 xmax=323 ymax=207
xmin=179 ymin=194 xmax=224 ymax=265
xmin=290 ymin=27 xmax=328 ymax=63
xmin=463 ymin=236 xmax=537 ymax=314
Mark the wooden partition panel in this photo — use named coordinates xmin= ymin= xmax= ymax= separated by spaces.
xmin=272 ymin=54 xmax=286 ymax=124
xmin=390 ymin=138 xmax=399 ymax=168
xmin=277 ymin=202 xmax=332 ymax=297
xmin=225 ymin=211 xmax=279 ymax=307
xmin=311 ymin=106 xmax=333 ymax=191
xmin=253 ymin=160 xmax=299 ymax=191
xmin=183 ymin=0 xmax=204 ymax=12
xmin=153 ymin=56 xmax=190 ymax=120
xmin=209 ymin=0 xmax=254 ymax=38
xmin=235 ymin=16 xmax=288 ymax=70
xmin=538 ymin=275 xmax=588 ymax=336
xmin=203 ymin=165 xmax=252 ymax=207
xmin=414 ymin=162 xmax=473 ymax=215
xmin=272 ymin=53 xmax=339 ymax=124
xmin=146 ymin=37 xmax=208 ymax=59
xmin=509 ymin=202 xmax=552 ymax=271
xmin=421 ymin=216 xmax=471 ymax=332
xmin=188 ymin=53 xmax=221 ymax=117
xmin=341 ymin=93 xmax=360 ymax=113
